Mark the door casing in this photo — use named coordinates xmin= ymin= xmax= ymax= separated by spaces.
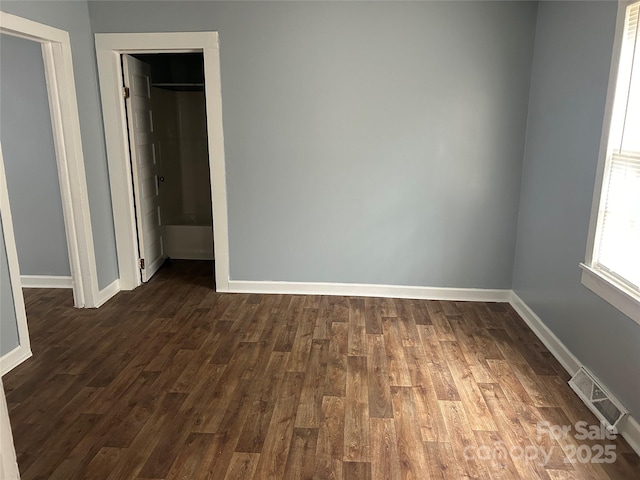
xmin=95 ymin=32 xmax=230 ymax=291
xmin=1 ymin=12 xmax=102 ymax=378
xmin=0 ymin=13 xmax=101 ymax=311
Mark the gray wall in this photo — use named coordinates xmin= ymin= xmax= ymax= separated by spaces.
xmin=0 ymin=34 xmax=71 ymax=277
xmin=0 ymin=1 xmax=118 ymax=289
xmin=90 ymin=0 xmax=537 ymax=287
xmin=0 ymin=216 xmax=19 ymax=356
xmin=512 ymin=1 xmax=640 ymax=418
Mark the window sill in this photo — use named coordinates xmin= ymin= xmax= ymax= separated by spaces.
xmin=580 ymin=264 xmax=640 ymax=326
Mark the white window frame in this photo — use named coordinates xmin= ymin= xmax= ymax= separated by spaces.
xmin=581 ymin=0 xmax=640 ymax=326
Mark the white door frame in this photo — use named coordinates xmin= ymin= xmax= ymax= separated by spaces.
xmin=0 ymin=143 xmax=31 ymax=375
xmin=95 ymin=32 xmax=230 ymax=291
xmin=0 ymin=377 xmax=19 ymax=479
xmin=0 ymin=13 xmax=100 ymax=314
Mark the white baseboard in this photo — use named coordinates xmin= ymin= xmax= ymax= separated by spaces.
xmin=0 ymin=344 xmax=32 ymax=377
xmin=618 ymin=416 xmax=640 ymax=457
xmin=94 ymin=279 xmax=120 ymax=308
xmin=227 ymin=280 xmax=511 ymax=302
xmin=508 ymin=291 xmax=640 ymax=457
xmin=508 ymin=292 xmax=581 ymax=375
xmin=20 ymin=275 xmax=72 ymax=289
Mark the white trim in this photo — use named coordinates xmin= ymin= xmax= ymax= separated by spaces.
xmin=0 ymin=145 xmax=32 ymax=375
xmin=227 ymin=280 xmax=511 ymax=302
xmin=0 ymin=9 xmax=68 ymax=43
xmin=95 ymin=46 xmax=139 ymax=289
xmin=582 ymin=1 xmax=640 ymax=324
xmin=0 ymin=377 xmax=20 ymax=479
xmin=94 ymin=278 xmax=120 ymax=308
xmin=508 ymin=291 xmax=640 ymax=456
xmin=95 ymin=32 xmax=217 ymax=52
xmin=0 ymin=344 xmax=32 ymax=378
xmin=20 ymin=275 xmax=72 ymax=289
xmin=583 ymin=1 xmax=628 ymax=267
xmin=0 ymin=12 xmax=100 ymax=308
xmin=94 ymin=32 xmax=230 ymax=292
xmin=580 ymin=264 xmax=640 ymax=326
xmin=619 ymin=415 xmax=640 ymax=457
xmin=508 ymin=292 xmax=581 ymax=374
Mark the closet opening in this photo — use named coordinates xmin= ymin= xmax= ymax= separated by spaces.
xmin=123 ymin=52 xmax=214 ymax=284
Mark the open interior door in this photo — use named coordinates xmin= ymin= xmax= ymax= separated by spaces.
xmin=123 ymin=55 xmax=165 ymax=282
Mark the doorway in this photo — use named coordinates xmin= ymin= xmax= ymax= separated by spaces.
xmin=95 ymin=32 xmax=230 ymax=292
xmin=1 ymin=13 xmax=104 ymax=376
xmin=1 ymin=34 xmax=73 ymax=289
xmin=123 ymin=52 xmax=214 ymax=283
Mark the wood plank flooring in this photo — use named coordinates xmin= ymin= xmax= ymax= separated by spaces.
xmin=3 ymin=260 xmax=639 ymax=479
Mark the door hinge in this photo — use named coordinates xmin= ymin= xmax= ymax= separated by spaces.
xmin=139 ymin=258 xmax=145 ymax=269
xmin=124 ymin=86 xmax=130 ymax=99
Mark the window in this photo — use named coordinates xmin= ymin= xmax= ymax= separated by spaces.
xmin=582 ymin=0 xmax=640 ymax=325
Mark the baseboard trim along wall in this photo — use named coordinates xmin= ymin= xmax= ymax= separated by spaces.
xmin=94 ymin=279 xmax=120 ymax=308
xmin=0 ymin=344 xmax=32 ymax=377
xmin=20 ymin=275 xmax=72 ymax=289
xmin=509 ymin=291 xmax=640 ymax=457
xmin=508 ymin=292 xmax=582 ymax=374
xmin=226 ymin=280 xmax=512 ymax=302
xmin=620 ymin=416 xmax=640 ymax=458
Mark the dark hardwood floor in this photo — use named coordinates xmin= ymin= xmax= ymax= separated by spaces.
xmin=3 ymin=260 xmax=639 ymax=479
